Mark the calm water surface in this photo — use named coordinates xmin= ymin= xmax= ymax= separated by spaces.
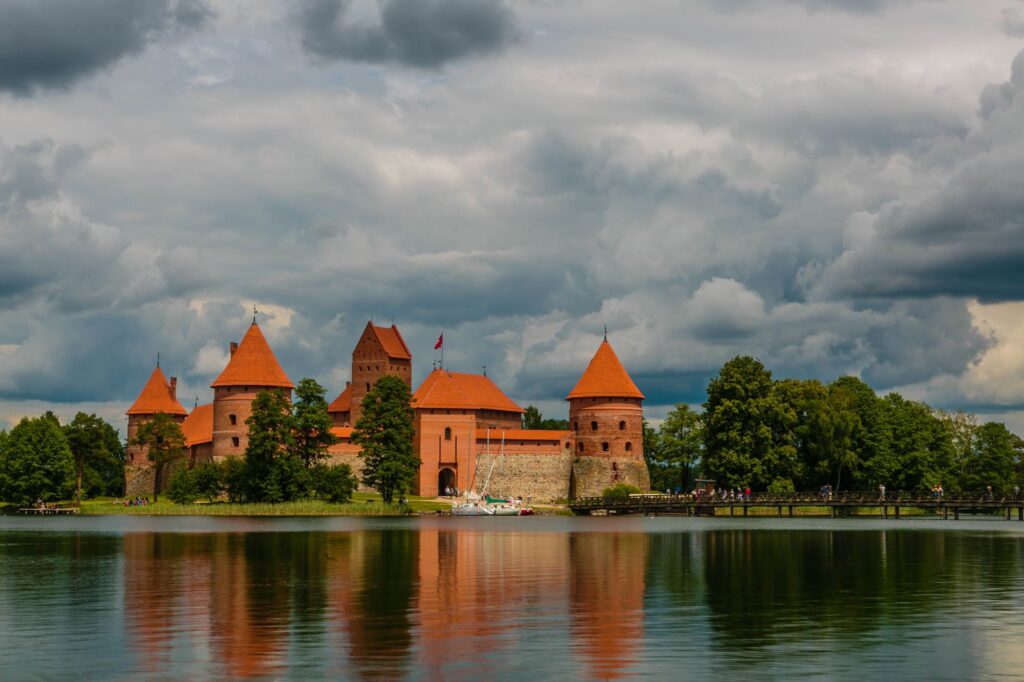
xmin=1 ymin=516 xmax=1023 ymax=681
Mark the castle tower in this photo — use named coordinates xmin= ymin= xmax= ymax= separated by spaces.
xmin=567 ymin=338 xmax=650 ymax=497
xmin=210 ymin=321 xmax=293 ymax=460
xmin=346 ymin=322 xmax=412 ymax=426
xmin=125 ymin=364 xmax=187 ymax=495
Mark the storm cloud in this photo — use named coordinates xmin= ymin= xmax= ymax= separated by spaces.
xmin=0 ymin=0 xmax=211 ymax=95
xmin=298 ymin=0 xmax=517 ymax=67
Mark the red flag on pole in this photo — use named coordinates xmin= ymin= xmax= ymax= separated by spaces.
xmin=434 ymin=333 xmax=443 ymax=350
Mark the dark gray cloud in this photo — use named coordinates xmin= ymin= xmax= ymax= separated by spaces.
xmin=708 ymin=0 xmax=926 ymax=12
xmin=298 ymin=0 xmax=517 ymax=68
xmin=0 ymin=0 xmax=211 ymax=95
xmin=813 ymin=50 xmax=1024 ymax=303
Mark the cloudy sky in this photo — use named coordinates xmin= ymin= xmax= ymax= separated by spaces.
xmin=1 ymin=0 xmax=1023 ymax=434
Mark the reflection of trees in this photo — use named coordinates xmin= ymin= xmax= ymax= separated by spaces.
xmin=699 ymin=530 xmax=1023 ymax=651
xmin=345 ymin=530 xmax=419 ymax=681
xmin=569 ymin=532 xmax=648 ymax=680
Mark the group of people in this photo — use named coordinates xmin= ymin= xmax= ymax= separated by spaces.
xmin=676 ymin=487 xmax=752 ymax=502
xmin=442 ymin=486 xmax=461 ymax=498
xmin=931 ymin=484 xmax=945 ymax=499
xmin=117 ymin=496 xmax=150 ymax=507
xmin=819 ymin=484 xmax=834 ymax=500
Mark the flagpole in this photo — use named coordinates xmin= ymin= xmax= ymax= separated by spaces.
xmin=441 ymin=331 xmax=444 ymax=370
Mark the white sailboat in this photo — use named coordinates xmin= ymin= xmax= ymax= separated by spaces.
xmin=451 ymin=431 xmax=532 ymax=516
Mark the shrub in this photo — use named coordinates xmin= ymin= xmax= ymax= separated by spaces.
xmin=311 ymin=463 xmax=358 ymax=503
xmin=222 ymin=457 xmax=247 ymax=503
xmin=767 ymin=478 xmax=795 ymax=495
xmin=167 ymin=466 xmax=197 ymax=504
xmin=192 ymin=462 xmax=224 ymax=503
xmin=602 ymin=483 xmax=642 ymax=503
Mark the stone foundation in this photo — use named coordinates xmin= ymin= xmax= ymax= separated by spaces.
xmin=471 ymin=451 xmax=575 ymax=502
xmin=124 ymin=465 xmax=154 ymax=498
xmin=324 ymin=452 xmax=374 ymax=493
xmin=569 ymin=457 xmax=650 ymax=499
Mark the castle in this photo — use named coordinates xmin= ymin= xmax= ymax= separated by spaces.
xmin=125 ymin=320 xmax=650 ymax=501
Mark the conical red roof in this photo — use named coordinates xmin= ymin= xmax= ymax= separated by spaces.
xmin=127 ymin=366 xmax=187 ymax=415
xmin=211 ymin=322 xmax=294 ymax=389
xmin=567 ymin=339 xmax=645 ymax=400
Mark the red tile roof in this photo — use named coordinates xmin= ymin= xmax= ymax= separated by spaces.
xmin=126 ymin=366 xmax=187 ymax=416
xmin=182 ymin=403 xmax=213 ymax=446
xmin=474 ymin=429 xmax=570 ymax=441
xmin=567 ymin=339 xmax=645 ymax=400
xmin=331 ymin=426 xmax=354 ymax=440
xmin=413 ymin=369 xmax=524 ymax=413
xmin=327 ymin=384 xmax=352 ymax=413
xmin=211 ymin=322 xmax=294 ymax=389
xmin=369 ymin=323 xmax=411 ymax=360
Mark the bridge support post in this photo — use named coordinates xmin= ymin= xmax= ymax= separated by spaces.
xmin=1019 ymin=507 xmax=1023 ymax=521
xmin=788 ymin=505 xmax=794 ymax=517
xmin=1007 ymin=507 xmax=1012 ymax=521
xmin=730 ymin=505 xmax=734 ymax=517
xmin=954 ymin=507 xmax=959 ymax=520
xmin=777 ymin=505 xmax=782 ymax=517
xmin=895 ymin=505 xmax=900 ymax=519
xmin=943 ymin=505 xmax=948 ymax=520
xmin=743 ymin=505 xmax=748 ymax=517
xmin=882 ymin=505 xmax=888 ymax=519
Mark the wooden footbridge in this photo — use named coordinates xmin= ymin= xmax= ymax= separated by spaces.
xmin=569 ymin=491 xmax=1024 ymax=520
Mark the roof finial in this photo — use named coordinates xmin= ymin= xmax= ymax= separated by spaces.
xmin=156 ymin=352 xmax=160 ymax=368
xmin=482 ymin=365 xmax=487 ymax=377
xmin=603 ymin=324 xmax=607 ymax=341
xmin=194 ymin=393 xmax=199 ymax=409
xmin=253 ymin=304 xmax=258 ymax=325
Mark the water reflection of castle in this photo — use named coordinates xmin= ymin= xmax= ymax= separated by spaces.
xmin=125 ymin=319 xmax=651 ymax=500
xmin=123 ymin=528 xmax=648 ymax=680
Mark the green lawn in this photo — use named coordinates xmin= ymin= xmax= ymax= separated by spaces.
xmin=79 ymin=492 xmax=451 ymax=516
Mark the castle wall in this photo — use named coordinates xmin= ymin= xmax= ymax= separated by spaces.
xmin=569 ymin=456 xmax=651 ymax=499
xmin=472 ymin=449 xmax=575 ymax=502
xmin=414 ymin=411 xmax=478 ymax=497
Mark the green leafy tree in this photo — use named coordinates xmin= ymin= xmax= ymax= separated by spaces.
xmin=830 ymin=376 xmax=892 ymax=490
xmin=244 ymin=390 xmax=304 ymax=503
xmin=0 ymin=413 xmax=75 ymax=505
xmin=966 ymin=422 xmax=1019 ymax=493
xmin=64 ymin=412 xmax=124 ymax=503
xmin=825 ymin=381 xmax=862 ymax=490
xmin=192 ymin=461 xmax=224 ymax=503
xmin=938 ymin=409 xmax=978 ymax=491
xmin=602 ymin=482 xmax=641 ymax=502
xmin=643 ymin=419 xmax=666 ymax=490
xmin=222 ymin=456 xmax=247 ymax=502
xmin=352 ymin=376 xmax=418 ymax=504
xmin=657 ymin=404 xmax=703 ymax=492
xmin=291 ymin=378 xmax=338 ymax=468
xmin=878 ymin=394 xmax=951 ymax=492
xmin=522 ymin=405 xmax=570 ymax=430
xmin=703 ymin=356 xmax=786 ymax=488
xmin=133 ymin=413 xmax=186 ymax=502
xmin=311 ymin=463 xmax=358 ymax=503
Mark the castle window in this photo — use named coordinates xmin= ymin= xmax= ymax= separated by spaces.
xmin=591 ymin=421 xmax=598 ymax=431
xmin=619 ymin=420 xmax=626 ymax=430
xmin=366 ymin=383 xmax=371 ymax=392
xmin=573 ymin=421 xmax=578 ymax=432
xmin=625 ymin=442 xmax=633 ymax=452
xmin=445 ymin=427 xmax=452 ymax=441
xmin=602 ymin=442 xmax=609 ymax=452
xmin=229 ymin=414 xmax=237 ymax=426
xmin=231 ymin=437 xmax=240 ymax=447
xmin=578 ymin=442 xmax=585 ymax=453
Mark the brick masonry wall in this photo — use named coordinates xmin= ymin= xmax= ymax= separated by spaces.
xmin=472 ymin=450 xmax=575 ymax=502
xmin=569 ymin=456 xmax=651 ymax=499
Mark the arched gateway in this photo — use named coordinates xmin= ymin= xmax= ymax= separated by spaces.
xmin=438 ymin=467 xmax=457 ymax=496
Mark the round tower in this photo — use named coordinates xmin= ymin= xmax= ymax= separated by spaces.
xmin=210 ymin=321 xmax=294 ymax=460
xmin=567 ymin=338 xmax=650 ymax=498
xmin=125 ymin=364 xmax=187 ymax=496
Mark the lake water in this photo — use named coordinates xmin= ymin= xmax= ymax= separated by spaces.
xmin=1 ymin=516 xmax=1023 ymax=681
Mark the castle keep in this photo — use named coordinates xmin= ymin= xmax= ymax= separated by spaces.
xmin=125 ymin=320 xmax=650 ymax=500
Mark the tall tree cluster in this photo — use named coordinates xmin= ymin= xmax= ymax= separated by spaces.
xmin=695 ymin=356 xmax=1023 ymax=493
xmin=0 ymin=411 xmax=123 ymax=505
xmin=352 ymin=376 xmax=418 ymax=504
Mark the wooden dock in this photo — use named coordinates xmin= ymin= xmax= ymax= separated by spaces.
xmin=569 ymin=492 xmax=1024 ymax=520
xmin=15 ymin=507 xmax=80 ymax=515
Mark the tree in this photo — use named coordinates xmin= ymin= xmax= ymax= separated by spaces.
xmin=167 ymin=466 xmax=197 ymax=504
xmin=966 ymin=422 xmax=1019 ymax=493
xmin=703 ymin=356 xmax=780 ymax=488
xmin=522 ymin=405 xmax=570 ymax=430
xmin=878 ymin=394 xmax=951 ymax=492
xmin=133 ymin=413 xmax=186 ymax=502
xmin=938 ymin=409 xmax=978 ymax=490
xmin=244 ymin=390 xmax=303 ymax=503
xmin=64 ymin=412 xmax=124 ymax=503
xmin=352 ymin=376 xmax=418 ymax=504
xmin=657 ymin=404 xmax=703 ymax=492
xmin=0 ymin=413 xmax=75 ymax=505
xmin=291 ymin=378 xmax=338 ymax=468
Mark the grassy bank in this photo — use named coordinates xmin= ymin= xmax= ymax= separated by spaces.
xmin=79 ymin=492 xmax=451 ymax=516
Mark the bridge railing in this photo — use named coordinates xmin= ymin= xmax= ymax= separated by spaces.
xmin=570 ymin=490 xmax=1024 ymax=507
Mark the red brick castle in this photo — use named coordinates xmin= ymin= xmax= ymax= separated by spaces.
xmin=125 ymin=319 xmax=650 ymax=500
